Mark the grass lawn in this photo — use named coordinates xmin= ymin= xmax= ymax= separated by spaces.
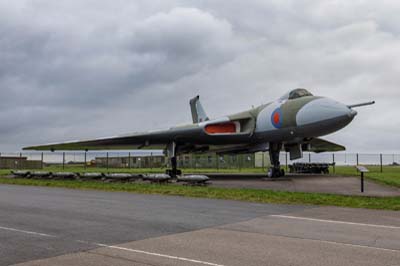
xmin=0 ymin=165 xmax=399 ymax=211
xmin=0 ymin=177 xmax=399 ymax=211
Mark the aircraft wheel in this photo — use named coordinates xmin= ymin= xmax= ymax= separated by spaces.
xmin=268 ymin=168 xmax=284 ymax=178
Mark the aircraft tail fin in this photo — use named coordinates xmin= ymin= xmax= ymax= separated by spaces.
xmin=190 ymin=95 xmax=209 ymax=123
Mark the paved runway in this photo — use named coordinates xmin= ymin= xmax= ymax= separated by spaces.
xmin=0 ymin=184 xmax=399 ymax=266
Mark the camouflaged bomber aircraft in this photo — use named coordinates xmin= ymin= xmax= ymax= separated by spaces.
xmin=24 ymin=89 xmax=374 ymax=177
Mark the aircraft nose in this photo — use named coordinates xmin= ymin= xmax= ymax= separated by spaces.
xmin=296 ymin=98 xmax=356 ymax=126
xmin=349 ymin=109 xmax=358 ymax=118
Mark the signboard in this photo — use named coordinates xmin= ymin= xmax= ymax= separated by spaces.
xmin=356 ymin=166 xmax=369 ymax=173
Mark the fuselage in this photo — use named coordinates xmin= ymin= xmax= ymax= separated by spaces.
xmin=190 ymin=89 xmax=357 ymax=147
xmin=253 ymin=95 xmax=357 ymax=144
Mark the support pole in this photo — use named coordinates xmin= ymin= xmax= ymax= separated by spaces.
xmin=308 ymin=153 xmax=311 ymax=163
xmin=361 ymin=172 xmax=364 ymax=193
xmin=20 ymin=152 xmax=22 ymax=169
xmin=128 ymin=152 xmax=131 ymax=169
xmin=356 ymin=153 xmax=359 ymax=166
xmin=332 ymin=153 xmax=335 ymax=174
xmin=41 ymin=152 xmax=44 ymax=169
xmin=380 ymin=154 xmax=383 ymax=173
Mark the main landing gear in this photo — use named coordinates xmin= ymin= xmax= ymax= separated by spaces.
xmin=165 ymin=142 xmax=182 ymax=178
xmin=268 ymin=143 xmax=285 ymax=178
xmin=165 ymin=156 xmax=182 ymax=178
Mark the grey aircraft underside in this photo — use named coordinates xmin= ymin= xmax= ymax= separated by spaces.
xmin=24 ymin=88 xmax=374 ymax=177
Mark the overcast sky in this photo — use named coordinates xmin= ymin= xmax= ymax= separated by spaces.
xmin=1 ymin=0 xmax=399 ymax=153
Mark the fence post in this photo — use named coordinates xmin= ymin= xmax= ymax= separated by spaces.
xmin=356 ymin=153 xmax=359 ymax=166
xmin=150 ymin=152 xmax=153 ymax=170
xmin=84 ymin=151 xmax=87 ymax=170
xmin=332 ymin=153 xmax=335 ymax=174
xmin=106 ymin=152 xmax=109 ymax=170
xmin=41 ymin=152 xmax=44 ymax=169
xmin=262 ymin=152 xmax=265 ymax=171
xmin=128 ymin=152 xmax=131 ymax=169
xmin=285 ymin=152 xmax=288 ymax=172
xmin=380 ymin=154 xmax=383 ymax=173
xmin=62 ymin=152 xmax=65 ymax=170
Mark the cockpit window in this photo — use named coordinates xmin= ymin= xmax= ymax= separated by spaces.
xmin=280 ymin=88 xmax=313 ymax=101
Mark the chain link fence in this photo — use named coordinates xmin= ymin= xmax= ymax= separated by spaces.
xmin=1 ymin=151 xmax=399 ymax=172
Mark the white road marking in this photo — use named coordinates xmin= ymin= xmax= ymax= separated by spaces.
xmin=0 ymin=226 xmax=54 ymax=237
xmin=285 ymin=234 xmax=400 ymax=253
xmin=270 ymin=215 xmax=400 ymax=230
xmin=94 ymin=243 xmax=225 ymax=266
xmin=322 ymin=239 xmax=400 ymax=253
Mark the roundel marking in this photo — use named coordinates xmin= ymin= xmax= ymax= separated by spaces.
xmin=271 ymin=108 xmax=283 ymax=128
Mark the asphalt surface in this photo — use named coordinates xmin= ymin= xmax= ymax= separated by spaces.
xmin=0 ymin=184 xmax=399 ymax=266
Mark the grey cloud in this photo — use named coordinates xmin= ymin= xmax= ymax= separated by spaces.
xmin=0 ymin=1 xmax=399 ymax=153
xmin=0 ymin=5 xmax=241 ymax=109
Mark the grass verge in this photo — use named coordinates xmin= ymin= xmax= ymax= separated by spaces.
xmin=0 ymin=177 xmax=399 ymax=211
xmin=332 ymin=166 xmax=400 ymax=188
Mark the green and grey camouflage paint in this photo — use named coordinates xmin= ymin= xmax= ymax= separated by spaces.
xmin=23 ymin=89 xmax=366 ymax=162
